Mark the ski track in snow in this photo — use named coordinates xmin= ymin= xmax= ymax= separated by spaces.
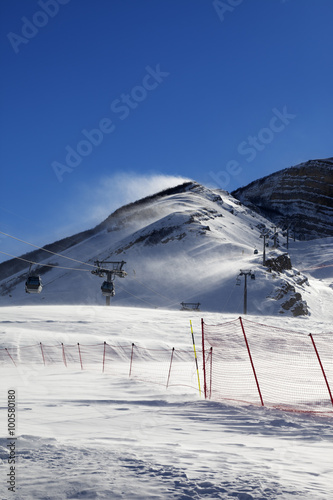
xmin=1 ymin=306 xmax=333 ymax=499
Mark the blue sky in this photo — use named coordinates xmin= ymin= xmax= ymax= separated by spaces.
xmin=1 ymin=0 xmax=332 ymax=261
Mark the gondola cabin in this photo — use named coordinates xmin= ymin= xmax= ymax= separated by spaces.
xmin=25 ymin=276 xmax=42 ymax=294
xmin=101 ymin=281 xmax=115 ymax=297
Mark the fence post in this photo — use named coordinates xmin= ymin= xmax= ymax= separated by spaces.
xmin=166 ymin=348 xmax=175 ymax=388
xmin=129 ymin=343 xmax=135 ymax=377
xmin=61 ymin=343 xmax=67 ymax=367
xmin=209 ymin=347 xmax=213 ymax=400
xmin=102 ymin=342 xmax=106 ymax=373
xmin=201 ymin=318 xmax=207 ymax=399
xmin=239 ymin=317 xmax=264 ymax=406
xmin=5 ymin=348 xmax=16 ymax=367
xmin=40 ymin=342 xmax=46 ymax=366
xmin=190 ymin=320 xmax=201 ymax=397
xmin=309 ymin=334 xmax=333 ymax=407
xmin=77 ymin=343 xmax=83 ymax=370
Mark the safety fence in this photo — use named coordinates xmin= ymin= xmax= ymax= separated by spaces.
xmin=0 ymin=341 xmax=201 ymax=394
xmin=202 ymin=317 xmax=333 ymax=414
xmin=1 ymin=317 xmax=332 ymax=414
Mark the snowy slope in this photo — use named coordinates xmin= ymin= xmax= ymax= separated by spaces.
xmin=2 ymin=182 xmax=332 ymax=320
xmin=1 ymin=306 xmax=333 ymax=500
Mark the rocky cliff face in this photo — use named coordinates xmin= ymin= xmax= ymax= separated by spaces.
xmin=232 ymin=158 xmax=333 ymax=239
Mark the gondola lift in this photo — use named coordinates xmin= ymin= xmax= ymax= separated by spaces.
xmin=101 ymin=280 xmax=115 ymax=297
xmin=25 ymin=264 xmax=42 ymax=294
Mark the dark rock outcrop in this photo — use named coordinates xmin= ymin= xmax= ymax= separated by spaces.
xmin=281 ymin=292 xmax=308 ymax=316
xmin=232 ymin=158 xmax=333 ymax=239
xmin=265 ymin=253 xmax=292 ymax=273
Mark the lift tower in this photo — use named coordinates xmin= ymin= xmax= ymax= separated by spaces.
xmin=237 ymin=269 xmax=255 ymax=315
xmin=260 ymin=231 xmax=269 ymax=265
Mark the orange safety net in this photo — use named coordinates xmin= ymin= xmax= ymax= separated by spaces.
xmin=202 ymin=317 xmax=333 ymax=414
xmin=0 ymin=341 xmax=201 ymax=394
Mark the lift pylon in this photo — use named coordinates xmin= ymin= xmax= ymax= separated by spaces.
xmin=237 ymin=269 xmax=255 ymax=315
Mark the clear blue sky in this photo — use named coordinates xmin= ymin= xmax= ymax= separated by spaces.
xmin=1 ymin=0 xmax=332 ymax=261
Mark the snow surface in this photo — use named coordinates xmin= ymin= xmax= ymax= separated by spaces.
xmin=1 ymin=305 xmax=333 ymax=499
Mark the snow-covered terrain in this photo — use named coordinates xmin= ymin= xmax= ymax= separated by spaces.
xmin=1 ymin=306 xmax=332 ymax=499
xmin=1 ymin=182 xmax=333 ymax=321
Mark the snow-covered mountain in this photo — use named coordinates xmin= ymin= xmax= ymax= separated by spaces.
xmin=232 ymin=158 xmax=333 ymax=240
xmin=1 ymin=180 xmax=332 ymax=319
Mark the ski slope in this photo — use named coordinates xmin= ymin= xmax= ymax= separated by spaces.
xmin=1 ymin=305 xmax=332 ymax=499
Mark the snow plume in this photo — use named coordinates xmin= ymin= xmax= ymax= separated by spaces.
xmin=77 ymin=172 xmax=192 ymax=226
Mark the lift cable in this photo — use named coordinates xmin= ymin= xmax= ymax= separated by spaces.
xmin=130 ymin=272 xmax=177 ymax=303
xmin=1 ymin=250 xmax=213 ymax=309
xmin=116 ymin=284 xmax=160 ymax=309
xmin=0 ymin=231 xmax=97 ymax=269
xmin=221 ymin=280 xmax=238 ymax=311
xmin=0 ymin=251 xmax=92 ymax=272
xmin=0 ymin=250 xmax=176 ymax=308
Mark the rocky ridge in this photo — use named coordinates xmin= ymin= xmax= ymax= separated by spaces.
xmin=232 ymin=158 xmax=333 ymax=240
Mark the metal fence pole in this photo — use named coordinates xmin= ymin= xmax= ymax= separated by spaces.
xmin=40 ymin=342 xmax=46 ymax=366
xmin=166 ymin=347 xmax=175 ymax=388
xmin=309 ymin=334 xmax=333 ymax=407
xmin=61 ymin=343 xmax=67 ymax=367
xmin=129 ymin=343 xmax=135 ymax=377
xmin=201 ymin=318 xmax=207 ymax=399
xmin=77 ymin=343 xmax=83 ymax=370
xmin=239 ymin=317 xmax=264 ymax=406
